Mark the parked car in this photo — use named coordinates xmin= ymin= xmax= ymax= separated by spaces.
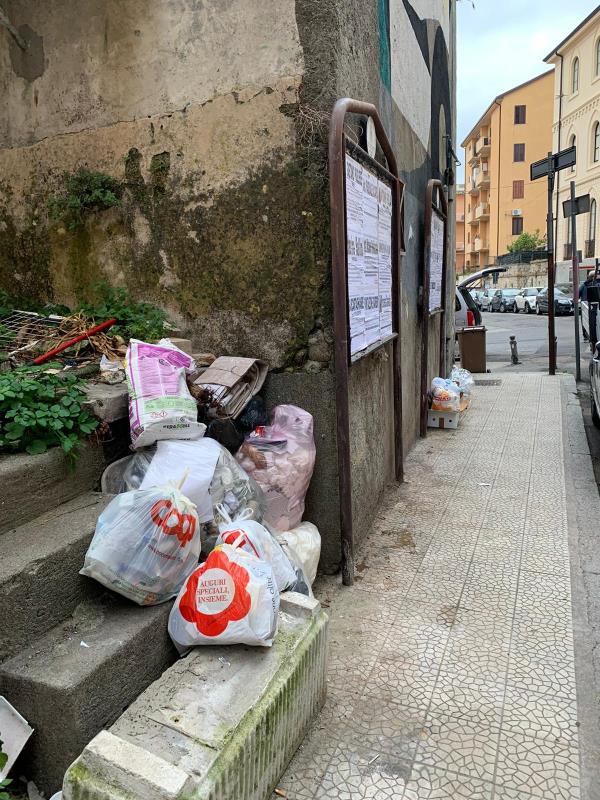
xmin=470 ymin=289 xmax=484 ymax=309
xmin=455 ymin=266 xmax=508 ymax=328
xmin=514 ymin=287 xmax=542 ymax=314
xmin=536 ymin=288 xmax=574 ymax=316
xmin=490 ymin=288 xmax=520 ymax=313
xmin=480 ymin=287 xmax=497 ymax=312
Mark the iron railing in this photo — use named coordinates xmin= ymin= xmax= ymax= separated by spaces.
xmin=585 ymin=239 xmax=595 ymax=258
xmin=496 ymin=249 xmax=548 ymax=265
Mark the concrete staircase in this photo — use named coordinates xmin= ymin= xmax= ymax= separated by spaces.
xmin=0 ymin=440 xmax=178 ymax=795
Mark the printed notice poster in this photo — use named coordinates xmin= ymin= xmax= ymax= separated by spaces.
xmin=377 ymin=180 xmax=393 ymax=338
xmin=345 ymin=156 xmax=366 ymax=355
xmin=362 ymin=166 xmax=380 ymax=346
xmin=428 ymin=211 xmax=445 ymax=313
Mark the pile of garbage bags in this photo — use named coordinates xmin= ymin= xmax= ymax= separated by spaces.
xmin=83 ymin=338 xmax=321 ymax=652
xmin=429 ymin=367 xmax=474 ymax=413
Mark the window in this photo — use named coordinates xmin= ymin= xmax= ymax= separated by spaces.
xmin=513 ymin=180 xmax=525 ymax=199
xmin=597 ymin=39 xmax=600 ymax=77
xmin=572 ymin=57 xmax=580 ymax=93
xmin=467 ymin=232 xmax=471 ymax=243
xmin=594 ymin=122 xmax=600 ymax=163
xmin=514 ymin=105 xmax=526 ymax=124
xmin=514 ymin=143 xmax=525 ymax=162
xmin=590 ymin=199 xmax=597 ymax=242
xmin=512 ymin=217 xmax=523 ymax=236
xmin=569 ymin=135 xmax=576 ymax=172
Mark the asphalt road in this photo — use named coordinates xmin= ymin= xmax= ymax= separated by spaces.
xmin=483 ymin=306 xmax=589 ymax=370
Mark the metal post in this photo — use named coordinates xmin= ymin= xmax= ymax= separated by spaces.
xmin=570 ymin=182 xmax=581 ymax=381
xmin=547 ymin=158 xmax=556 ymax=375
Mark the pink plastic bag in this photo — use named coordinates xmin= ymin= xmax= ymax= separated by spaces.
xmin=235 ymin=405 xmax=316 ymax=532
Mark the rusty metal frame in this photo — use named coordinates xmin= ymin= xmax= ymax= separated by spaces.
xmin=420 ymin=179 xmax=448 ymax=438
xmin=329 ymin=97 xmax=405 ymax=586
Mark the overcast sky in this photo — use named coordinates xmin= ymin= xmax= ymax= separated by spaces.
xmin=457 ymin=0 xmax=599 ymax=180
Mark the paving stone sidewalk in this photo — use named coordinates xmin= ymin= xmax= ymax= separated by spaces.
xmin=279 ymin=372 xmax=595 ymax=800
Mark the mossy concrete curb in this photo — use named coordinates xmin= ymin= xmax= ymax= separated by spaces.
xmin=63 ymin=593 xmax=328 ymax=800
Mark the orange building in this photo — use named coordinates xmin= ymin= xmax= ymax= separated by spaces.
xmin=461 ymin=71 xmax=554 ymax=270
xmin=455 ymin=184 xmax=465 ymax=274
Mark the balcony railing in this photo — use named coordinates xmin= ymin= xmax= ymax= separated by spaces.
xmin=456 ymin=242 xmax=465 ymax=251
xmin=457 ymin=213 xmax=465 ymax=222
xmin=478 ymin=136 xmax=491 ymax=156
xmin=475 ymin=202 xmax=489 ymax=220
xmin=469 ymin=177 xmax=479 ymax=195
xmin=564 ymin=243 xmax=573 ymax=259
xmin=585 ymin=239 xmax=596 ymax=258
xmin=475 ymin=168 xmax=490 ymax=188
xmin=474 ymin=238 xmax=489 ymax=252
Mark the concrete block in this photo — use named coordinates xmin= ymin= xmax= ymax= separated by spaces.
xmin=280 ymin=591 xmax=321 ymax=619
xmin=63 ymin=608 xmax=329 ymax=800
xmin=0 ymin=598 xmax=177 ymax=795
xmin=67 ymin=731 xmax=195 ymax=800
xmin=0 ymin=442 xmax=107 ymax=534
xmin=0 ymin=493 xmax=112 ymax=662
xmin=83 ymin=384 xmax=129 ymax=423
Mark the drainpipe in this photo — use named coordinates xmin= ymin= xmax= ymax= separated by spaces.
xmin=494 ymin=99 xmax=502 ymax=262
xmin=555 ymin=53 xmax=564 ymax=257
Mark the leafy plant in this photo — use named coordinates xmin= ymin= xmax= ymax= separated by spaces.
xmin=48 ymin=168 xmax=122 ymax=230
xmin=79 ymin=282 xmax=169 ymax=342
xmin=508 ymin=230 xmax=547 ymax=253
xmin=0 ymin=737 xmax=11 ymax=800
xmin=0 ymin=365 xmax=98 ymax=458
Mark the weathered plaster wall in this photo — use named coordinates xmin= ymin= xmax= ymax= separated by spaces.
xmin=0 ymin=0 xmax=455 ymax=573
xmin=0 ymin=0 xmax=331 ymax=368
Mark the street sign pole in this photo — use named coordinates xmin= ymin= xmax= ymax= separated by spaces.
xmin=570 ymin=181 xmax=581 ymax=381
xmin=547 ymin=154 xmax=556 ymax=376
xmin=532 ymin=146 xmax=577 ymax=377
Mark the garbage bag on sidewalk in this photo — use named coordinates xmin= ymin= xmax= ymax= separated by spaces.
xmin=216 ymin=511 xmax=297 ymax=592
xmin=430 ymin=378 xmax=461 ymax=412
xmin=101 ymin=440 xmax=267 ymax=535
xmin=275 ymin=521 xmax=321 ymax=586
xmin=450 ymin=367 xmax=474 ymax=397
xmin=168 ymin=544 xmax=279 ymax=651
xmin=81 ymin=483 xmax=200 ymax=606
xmin=236 ymin=405 xmax=316 ymax=532
xmin=126 ymin=338 xmax=205 ymax=449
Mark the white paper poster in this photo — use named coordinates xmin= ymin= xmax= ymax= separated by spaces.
xmin=344 ymin=154 xmax=395 ymax=359
xmin=362 ymin=167 xmax=380 ymax=346
xmin=428 ymin=211 xmax=444 ymax=313
xmin=378 ymin=180 xmax=393 ymax=338
xmin=345 ymin=156 xmax=366 ymax=355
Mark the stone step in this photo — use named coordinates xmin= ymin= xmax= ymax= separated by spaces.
xmin=0 ymin=492 xmax=112 ymax=663
xmin=0 ymin=442 xmax=111 ymax=535
xmin=0 ymin=595 xmax=177 ymax=795
xmin=63 ymin=593 xmax=329 ymax=800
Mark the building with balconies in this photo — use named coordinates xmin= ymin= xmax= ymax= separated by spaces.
xmin=455 ymin=184 xmax=465 ymax=274
xmin=461 ymin=70 xmax=554 ymax=270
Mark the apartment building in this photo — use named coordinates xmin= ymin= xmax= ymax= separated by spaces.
xmin=455 ymin=184 xmax=466 ymax=274
xmin=545 ymin=7 xmax=600 ymax=271
xmin=461 ymin=71 xmax=554 ymax=270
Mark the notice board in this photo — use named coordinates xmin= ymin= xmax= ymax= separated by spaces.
xmin=428 ymin=209 xmax=445 ymax=313
xmin=344 ymin=153 xmax=395 ymax=361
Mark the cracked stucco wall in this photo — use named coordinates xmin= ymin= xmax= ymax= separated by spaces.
xmin=0 ymin=0 xmax=330 ymax=369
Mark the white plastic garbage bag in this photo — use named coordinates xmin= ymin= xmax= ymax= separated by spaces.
xmin=80 ymin=484 xmax=200 ymax=605
xmin=139 ymin=439 xmax=222 ymax=523
xmin=276 ymin=522 xmax=321 ymax=586
xmin=126 ymin=338 xmax=205 ymax=449
xmin=216 ymin=512 xmax=297 ymax=592
xmin=168 ymin=544 xmax=279 ymax=650
xmin=430 ymin=377 xmax=461 ymax=412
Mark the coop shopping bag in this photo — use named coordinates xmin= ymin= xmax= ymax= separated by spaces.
xmin=216 ymin=514 xmax=297 ymax=592
xmin=81 ymin=485 xmax=200 ymax=606
xmin=168 ymin=544 xmax=279 ymax=651
xmin=127 ymin=338 xmax=206 ymax=449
